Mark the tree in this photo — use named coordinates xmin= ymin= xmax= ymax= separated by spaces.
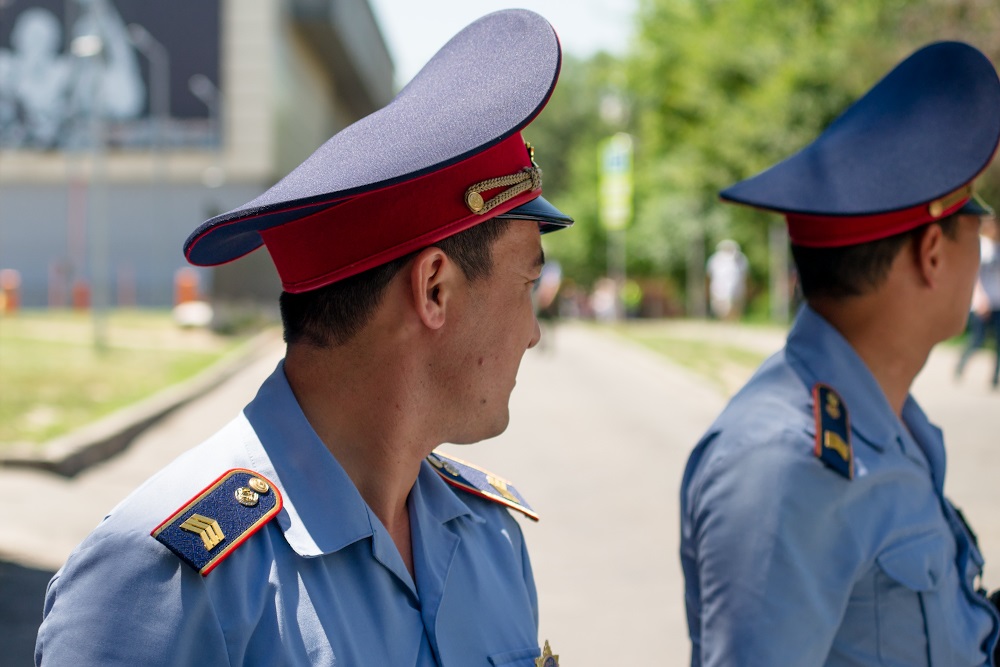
xmin=627 ymin=0 xmax=1000 ymax=311
xmin=529 ymin=0 xmax=1000 ymax=313
xmin=628 ymin=0 xmax=897 ymax=297
xmin=525 ymin=52 xmax=632 ymax=287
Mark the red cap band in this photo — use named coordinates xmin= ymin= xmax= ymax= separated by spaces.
xmin=786 ymin=186 xmax=973 ymax=248
xmin=260 ymin=133 xmax=538 ymax=293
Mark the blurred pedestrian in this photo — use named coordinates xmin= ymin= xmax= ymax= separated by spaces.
xmin=681 ymin=42 xmax=1000 ymax=666
xmin=590 ymin=277 xmax=618 ymax=321
xmin=705 ymin=239 xmax=748 ymax=320
xmin=955 ymin=211 xmax=1000 ymax=389
xmin=533 ymin=259 xmax=562 ymax=351
xmin=35 ymin=10 xmax=573 ymax=666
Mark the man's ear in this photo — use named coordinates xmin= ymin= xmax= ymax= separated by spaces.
xmin=409 ymin=247 xmax=456 ymax=330
xmin=913 ymin=222 xmax=946 ymax=289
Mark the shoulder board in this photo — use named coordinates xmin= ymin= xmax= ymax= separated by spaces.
xmin=151 ymin=468 xmax=282 ymax=576
xmin=427 ymin=451 xmax=539 ymax=521
xmin=812 ymin=383 xmax=853 ymax=480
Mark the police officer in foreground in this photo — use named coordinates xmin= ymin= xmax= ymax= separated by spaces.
xmin=681 ymin=42 xmax=1000 ymax=666
xmin=36 ymin=10 xmax=570 ymax=666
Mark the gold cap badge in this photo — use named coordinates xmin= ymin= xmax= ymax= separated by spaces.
xmin=928 ymin=183 xmax=972 ymax=218
xmin=464 ymin=142 xmax=542 ymax=215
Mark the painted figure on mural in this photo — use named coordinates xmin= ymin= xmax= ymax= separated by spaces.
xmin=0 ymin=0 xmax=144 ymax=148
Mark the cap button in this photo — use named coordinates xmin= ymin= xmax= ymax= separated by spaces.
xmin=466 ymin=191 xmax=485 ymax=213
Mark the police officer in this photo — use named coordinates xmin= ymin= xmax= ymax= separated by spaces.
xmin=680 ymin=42 xmax=1000 ymax=666
xmin=36 ymin=10 xmax=571 ymax=666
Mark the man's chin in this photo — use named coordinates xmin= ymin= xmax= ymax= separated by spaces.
xmin=448 ymin=412 xmax=511 ymax=445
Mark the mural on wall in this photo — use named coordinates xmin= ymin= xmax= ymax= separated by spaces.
xmin=0 ymin=0 xmax=220 ymax=150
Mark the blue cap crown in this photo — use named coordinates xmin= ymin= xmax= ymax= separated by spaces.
xmin=721 ymin=41 xmax=1000 ymax=246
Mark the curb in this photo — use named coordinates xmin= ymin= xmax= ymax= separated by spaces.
xmin=0 ymin=328 xmax=282 ymax=477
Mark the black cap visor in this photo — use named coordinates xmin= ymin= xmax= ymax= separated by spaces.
xmin=498 ymin=195 xmax=574 ymax=234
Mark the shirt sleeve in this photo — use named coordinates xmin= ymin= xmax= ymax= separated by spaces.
xmin=683 ymin=433 xmax=865 ymax=667
xmin=35 ymin=527 xmax=230 ymax=666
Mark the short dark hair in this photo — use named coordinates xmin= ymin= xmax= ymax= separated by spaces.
xmin=791 ymin=216 xmax=959 ymax=300
xmin=280 ymin=217 xmax=513 ymax=347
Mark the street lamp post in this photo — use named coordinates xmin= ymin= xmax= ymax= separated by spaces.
xmin=127 ymin=23 xmax=170 ymax=174
xmin=599 ymin=132 xmax=633 ymax=321
xmin=189 ymin=73 xmax=225 ymax=187
xmin=188 ymin=74 xmax=221 ymax=147
xmin=70 ymin=32 xmax=110 ymax=351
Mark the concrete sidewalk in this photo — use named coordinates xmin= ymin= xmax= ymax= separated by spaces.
xmin=1 ymin=320 xmax=997 ymax=666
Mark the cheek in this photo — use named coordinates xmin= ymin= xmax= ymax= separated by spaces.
xmin=962 ymin=247 xmax=981 ymax=290
xmin=480 ymin=298 xmax=534 ymax=363
xmin=967 ymin=263 xmax=980 ymax=290
xmin=948 ymin=237 xmax=979 ymax=297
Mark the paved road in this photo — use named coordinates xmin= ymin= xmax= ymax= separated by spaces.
xmin=1 ymin=321 xmax=998 ymax=666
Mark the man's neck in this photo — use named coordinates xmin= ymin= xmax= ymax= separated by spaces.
xmin=809 ymin=297 xmax=932 ymax=417
xmin=283 ymin=342 xmax=437 ymax=579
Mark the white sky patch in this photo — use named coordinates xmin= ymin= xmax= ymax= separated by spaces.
xmin=368 ymin=0 xmax=638 ymax=88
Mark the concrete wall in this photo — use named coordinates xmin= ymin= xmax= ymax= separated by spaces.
xmin=224 ymin=0 xmax=278 ymax=184
xmin=0 ymin=0 xmax=392 ymax=308
xmin=273 ymin=16 xmax=348 ymax=179
xmin=0 ymin=182 xmax=261 ymax=307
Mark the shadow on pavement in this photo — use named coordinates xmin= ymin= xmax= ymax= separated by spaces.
xmin=0 ymin=559 xmax=53 ymax=667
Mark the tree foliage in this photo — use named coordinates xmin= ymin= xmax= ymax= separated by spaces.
xmin=529 ymin=0 xmax=1000 ymax=307
xmin=524 ymin=52 xmax=630 ymax=287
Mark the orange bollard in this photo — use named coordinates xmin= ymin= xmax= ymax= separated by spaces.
xmin=72 ymin=279 xmax=91 ymax=310
xmin=0 ymin=269 xmax=21 ymax=314
xmin=174 ymin=267 xmax=200 ymax=305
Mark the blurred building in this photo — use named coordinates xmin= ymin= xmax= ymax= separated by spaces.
xmin=0 ymin=0 xmax=393 ymax=308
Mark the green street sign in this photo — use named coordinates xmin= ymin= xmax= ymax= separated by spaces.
xmin=599 ymin=132 xmax=633 ymax=231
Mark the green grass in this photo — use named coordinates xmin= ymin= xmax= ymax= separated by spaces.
xmin=609 ymin=321 xmax=772 ymax=395
xmin=0 ymin=310 xmax=247 ymax=446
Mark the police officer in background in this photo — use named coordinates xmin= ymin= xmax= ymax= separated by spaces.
xmin=681 ymin=42 xmax=1000 ymax=666
xmin=36 ymin=10 xmax=570 ymax=666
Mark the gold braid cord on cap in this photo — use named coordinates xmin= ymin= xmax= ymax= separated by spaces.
xmin=927 ymin=183 xmax=973 ymax=218
xmin=465 ymin=142 xmax=542 ymax=215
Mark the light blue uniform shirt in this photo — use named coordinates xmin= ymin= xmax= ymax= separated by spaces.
xmin=681 ymin=306 xmax=999 ymax=666
xmin=36 ymin=362 xmax=541 ymax=666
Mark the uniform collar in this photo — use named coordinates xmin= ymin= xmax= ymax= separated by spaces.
xmin=787 ymin=306 xmax=948 ymax=487
xmin=786 ymin=305 xmax=901 ymax=452
xmin=411 ymin=460 xmax=479 ymax=526
xmin=239 ymin=361 xmax=474 ymax=558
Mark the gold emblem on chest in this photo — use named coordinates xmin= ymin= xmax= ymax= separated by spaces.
xmin=535 ymin=640 xmax=559 ymax=666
